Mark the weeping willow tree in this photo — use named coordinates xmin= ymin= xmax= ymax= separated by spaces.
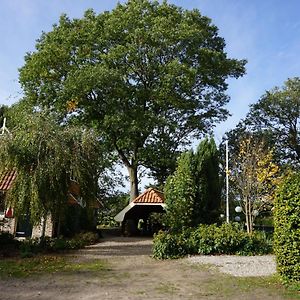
xmin=0 ymin=107 xmax=108 ymax=229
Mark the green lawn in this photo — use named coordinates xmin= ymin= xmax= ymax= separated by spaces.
xmin=0 ymin=255 xmax=108 ymax=278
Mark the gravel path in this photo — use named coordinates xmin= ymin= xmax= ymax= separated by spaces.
xmin=187 ymin=255 xmax=277 ymax=277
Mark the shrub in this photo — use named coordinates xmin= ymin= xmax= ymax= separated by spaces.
xmin=274 ymin=173 xmax=300 ymax=284
xmin=73 ymin=231 xmax=100 ymax=245
xmin=18 ymin=231 xmax=100 ymax=255
xmin=153 ymin=223 xmax=272 ymax=259
xmin=0 ymin=232 xmax=19 ymax=249
xmin=0 ymin=232 xmax=20 ymax=257
xmin=153 ymin=230 xmax=190 ymax=259
xmin=19 ymin=238 xmax=41 ymax=257
xmin=164 ymin=151 xmax=195 ymax=231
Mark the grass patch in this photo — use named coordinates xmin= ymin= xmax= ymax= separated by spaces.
xmin=0 ymin=256 xmax=109 ymax=278
xmin=199 ymin=272 xmax=300 ymax=299
xmin=186 ymin=262 xmax=299 ymax=299
xmin=155 ymin=282 xmax=179 ymax=294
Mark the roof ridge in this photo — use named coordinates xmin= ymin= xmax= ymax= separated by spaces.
xmin=133 ymin=188 xmax=164 ymax=204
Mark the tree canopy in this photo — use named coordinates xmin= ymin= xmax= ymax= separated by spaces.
xmin=229 ymin=137 xmax=280 ymax=233
xmin=227 ymin=77 xmax=300 ymax=168
xmin=0 ymin=108 xmax=108 ymax=225
xmin=19 ymin=0 xmax=246 ymax=200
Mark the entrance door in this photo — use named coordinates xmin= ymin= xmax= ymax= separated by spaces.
xmin=16 ymin=214 xmax=32 ymax=237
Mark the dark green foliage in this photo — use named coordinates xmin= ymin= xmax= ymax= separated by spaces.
xmin=98 ymin=192 xmax=129 ymax=227
xmin=164 ymin=151 xmax=195 ymax=231
xmin=19 ymin=0 xmax=246 ymax=199
xmin=193 ymin=138 xmax=221 ymax=224
xmin=0 ymin=232 xmax=19 ymax=249
xmin=164 ymin=138 xmax=221 ymax=230
xmin=0 ymin=109 xmax=107 ymax=225
xmin=19 ymin=231 xmax=100 ymax=257
xmin=227 ymin=77 xmax=300 ymax=169
xmin=152 ymin=228 xmax=193 ymax=259
xmin=274 ymin=173 xmax=300 ymax=284
xmin=1 ymin=231 xmax=99 ymax=258
xmin=153 ymin=223 xmax=272 ymax=259
xmin=0 ymin=105 xmax=9 ymax=127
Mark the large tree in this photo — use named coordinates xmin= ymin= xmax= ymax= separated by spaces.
xmin=0 ymin=107 xmax=108 ymax=228
xmin=228 ymin=77 xmax=300 ymax=168
xmin=19 ymin=0 xmax=246 ymax=200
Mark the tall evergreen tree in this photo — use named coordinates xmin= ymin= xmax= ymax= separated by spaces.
xmin=193 ymin=137 xmax=221 ymax=224
xmin=164 ymin=151 xmax=195 ymax=231
xmin=164 ymin=137 xmax=221 ymax=230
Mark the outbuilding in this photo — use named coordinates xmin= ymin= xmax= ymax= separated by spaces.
xmin=115 ymin=188 xmax=166 ymax=235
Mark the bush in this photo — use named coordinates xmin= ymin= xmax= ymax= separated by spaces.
xmin=274 ymin=173 xmax=300 ymax=284
xmin=153 ymin=230 xmax=191 ymax=259
xmin=48 ymin=231 xmax=100 ymax=251
xmin=0 ymin=232 xmax=19 ymax=249
xmin=19 ymin=238 xmax=42 ymax=257
xmin=17 ymin=231 xmax=100 ymax=256
xmin=0 ymin=232 xmax=20 ymax=257
xmin=153 ymin=223 xmax=272 ymax=259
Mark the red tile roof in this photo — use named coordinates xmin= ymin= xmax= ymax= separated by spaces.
xmin=0 ymin=170 xmax=17 ymax=191
xmin=133 ymin=188 xmax=165 ymax=204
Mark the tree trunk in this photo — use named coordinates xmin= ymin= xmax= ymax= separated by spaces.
xmin=41 ymin=216 xmax=46 ymax=239
xmin=115 ymin=145 xmax=139 ymax=202
xmin=248 ymin=198 xmax=253 ymax=233
xmin=127 ymin=165 xmax=139 ymax=201
xmin=245 ymin=198 xmax=251 ymax=234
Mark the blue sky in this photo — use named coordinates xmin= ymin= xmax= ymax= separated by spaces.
xmin=0 ymin=0 xmax=300 ymax=141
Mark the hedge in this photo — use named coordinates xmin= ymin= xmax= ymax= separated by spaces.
xmin=153 ymin=223 xmax=272 ymax=259
xmin=274 ymin=173 xmax=300 ymax=284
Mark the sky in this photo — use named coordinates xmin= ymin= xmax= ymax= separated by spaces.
xmin=1 ymin=0 xmax=300 ymax=140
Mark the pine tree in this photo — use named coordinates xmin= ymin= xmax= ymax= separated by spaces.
xmin=193 ymin=138 xmax=221 ymax=225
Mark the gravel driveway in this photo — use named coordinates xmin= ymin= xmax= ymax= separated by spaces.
xmin=187 ymin=255 xmax=276 ymax=277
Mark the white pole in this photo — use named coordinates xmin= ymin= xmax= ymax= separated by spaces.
xmin=225 ymin=140 xmax=229 ymax=223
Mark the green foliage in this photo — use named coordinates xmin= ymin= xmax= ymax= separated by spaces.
xmin=193 ymin=138 xmax=221 ymax=224
xmin=274 ymin=173 xmax=300 ymax=284
xmin=164 ymin=138 xmax=221 ymax=230
xmin=228 ymin=77 xmax=300 ymax=168
xmin=19 ymin=0 xmax=246 ymax=198
xmin=0 ymin=105 xmax=9 ymax=127
xmin=98 ymin=192 xmax=129 ymax=227
xmin=164 ymin=151 xmax=195 ymax=231
xmin=18 ymin=231 xmax=100 ymax=257
xmin=0 ymin=109 xmax=107 ymax=225
xmin=0 ymin=232 xmax=19 ymax=250
xmin=153 ymin=223 xmax=272 ymax=259
xmin=152 ymin=228 xmax=193 ymax=259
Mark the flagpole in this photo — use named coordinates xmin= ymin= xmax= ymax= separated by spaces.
xmin=225 ymin=140 xmax=229 ymax=223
